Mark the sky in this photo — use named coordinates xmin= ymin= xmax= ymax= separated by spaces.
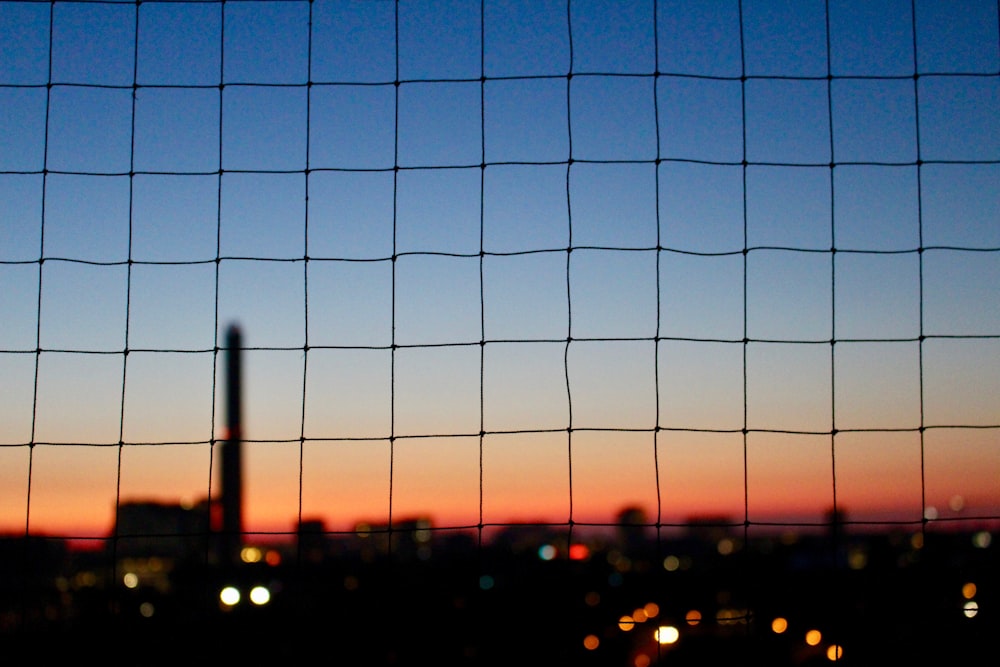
xmin=1 ymin=0 xmax=998 ymax=539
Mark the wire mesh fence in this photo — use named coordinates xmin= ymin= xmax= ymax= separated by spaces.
xmin=1 ymin=0 xmax=998 ymax=663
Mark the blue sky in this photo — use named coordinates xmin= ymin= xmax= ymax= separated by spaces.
xmin=1 ymin=0 xmax=998 ymax=536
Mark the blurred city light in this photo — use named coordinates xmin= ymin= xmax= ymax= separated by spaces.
xmin=619 ymin=615 xmax=635 ymax=631
xmin=826 ymin=644 xmax=844 ymax=661
xmin=219 ymin=586 xmax=240 ymax=607
xmin=964 ymin=601 xmax=979 ymax=618
xmin=583 ymin=634 xmax=600 ymax=650
xmin=249 ymin=585 xmax=271 ymax=605
xmin=847 ymin=548 xmax=868 ymax=570
xmin=963 ymin=582 xmax=977 ymax=599
xmin=655 ymin=625 xmax=679 ymax=644
xmin=241 ymin=546 xmax=263 ymax=564
xmin=805 ymin=629 xmax=822 ymax=646
xmin=538 ymin=544 xmax=557 ymax=561
xmin=686 ymin=610 xmax=702 ymax=626
xmin=771 ymin=617 xmax=788 ymax=634
xmin=123 ymin=572 xmax=138 ymax=589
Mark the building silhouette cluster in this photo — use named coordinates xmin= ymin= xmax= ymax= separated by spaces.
xmin=2 ymin=329 xmax=993 ymax=663
xmin=0 ymin=502 xmax=994 ymax=665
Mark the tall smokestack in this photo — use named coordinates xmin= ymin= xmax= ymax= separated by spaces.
xmin=221 ymin=323 xmax=243 ymax=566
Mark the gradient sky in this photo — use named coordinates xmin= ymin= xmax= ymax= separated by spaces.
xmin=1 ymin=0 xmax=998 ymax=539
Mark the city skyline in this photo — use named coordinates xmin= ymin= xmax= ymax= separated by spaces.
xmin=1 ymin=0 xmax=999 ymax=540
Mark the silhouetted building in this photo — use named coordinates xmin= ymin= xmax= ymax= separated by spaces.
xmin=115 ymin=500 xmax=211 ymax=562
xmin=297 ymin=518 xmax=329 ymax=563
xmin=354 ymin=517 xmax=434 ymax=561
xmin=617 ymin=505 xmax=652 ymax=554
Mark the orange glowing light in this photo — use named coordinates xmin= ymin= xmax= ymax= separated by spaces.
xmin=685 ymin=610 xmax=702 ymax=626
xmin=569 ymin=543 xmax=590 ymax=560
xmin=806 ymin=629 xmax=822 ymax=646
xmin=643 ymin=602 xmax=659 ymax=618
xmin=619 ymin=615 xmax=635 ymax=631
xmin=771 ymin=617 xmax=788 ymax=634
xmin=826 ymin=644 xmax=844 ymax=661
xmin=962 ymin=582 xmax=977 ymax=599
xmin=634 ymin=654 xmax=651 ymax=667
xmin=583 ymin=634 xmax=600 ymax=650
xmin=633 ymin=607 xmax=648 ymax=623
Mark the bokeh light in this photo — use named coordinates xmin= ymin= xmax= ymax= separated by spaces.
xmin=241 ymin=546 xmax=263 ymax=563
xmin=949 ymin=495 xmax=966 ymax=512
xmin=249 ymin=585 xmax=271 ymax=605
xmin=219 ymin=586 xmax=240 ymax=607
xmin=655 ymin=625 xmax=679 ymax=644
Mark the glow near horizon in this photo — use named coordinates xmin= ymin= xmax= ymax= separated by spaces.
xmin=0 ymin=0 xmax=998 ymax=537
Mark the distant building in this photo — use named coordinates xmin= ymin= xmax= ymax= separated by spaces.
xmin=354 ymin=517 xmax=434 ymax=562
xmin=114 ymin=499 xmax=211 ymax=563
xmin=616 ymin=505 xmax=652 ymax=553
xmin=297 ymin=518 xmax=329 ymax=563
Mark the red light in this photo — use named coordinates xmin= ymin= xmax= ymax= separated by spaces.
xmin=569 ymin=544 xmax=590 ymax=561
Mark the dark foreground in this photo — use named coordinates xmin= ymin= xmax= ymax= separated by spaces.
xmin=2 ymin=524 xmax=994 ymax=665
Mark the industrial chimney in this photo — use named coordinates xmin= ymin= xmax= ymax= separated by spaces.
xmin=219 ymin=323 xmax=244 ymax=567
